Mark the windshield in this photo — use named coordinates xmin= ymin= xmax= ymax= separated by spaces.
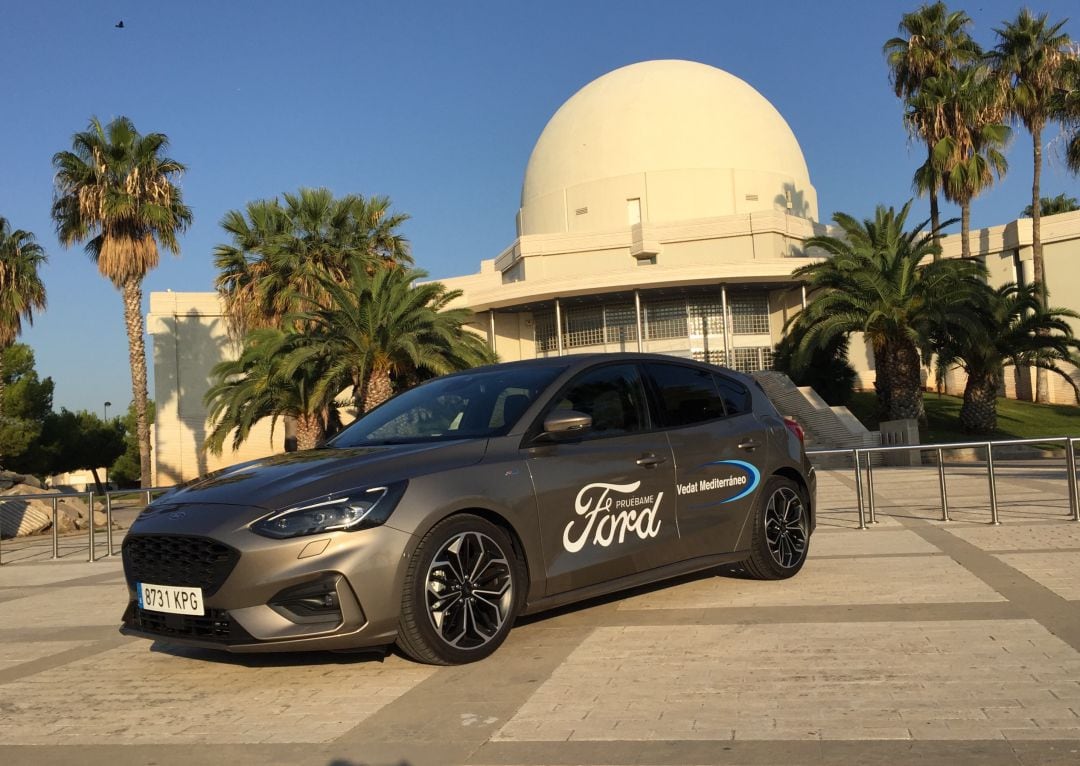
xmin=327 ymin=365 xmax=568 ymax=447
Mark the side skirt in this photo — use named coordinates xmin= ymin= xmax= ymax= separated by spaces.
xmin=520 ymin=550 xmax=749 ymax=617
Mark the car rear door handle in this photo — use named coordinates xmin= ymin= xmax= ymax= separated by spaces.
xmin=738 ymin=438 xmax=761 ymax=452
xmin=636 ymin=453 xmax=667 ymax=467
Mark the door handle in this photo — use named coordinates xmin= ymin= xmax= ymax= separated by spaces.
xmin=636 ymin=453 xmax=667 ymax=467
xmin=738 ymin=438 xmax=761 ymax=452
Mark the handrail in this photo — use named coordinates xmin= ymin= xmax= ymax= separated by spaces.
xmin=0 ymin=485 xmax=175 ymax=565
xmin=806 ymin=435 xmax=1080 ymax=527
xmin=4 ymin=435 xmax=1080 ymax=563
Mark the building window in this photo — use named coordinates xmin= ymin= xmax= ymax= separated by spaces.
xmin=534 ymin=312 xmax=557 ymax=352
xmin=564 ymin=306 xmax=604 ymax=348
xmin=730 ymin=295 xmax=770 ymax=335
xmin=627 ymin=198 xmax=641 ymax=225
xmin=688 ymin=298 xmax=724 ymax=336
xmin=731 ymin=347 xmax=774 ymax=373
xmin=692 ymin=349 xmax=727 ymax=367
xmin=645 ymin=299 xmax=688 ymax=340
xmin=604 ymin=304 xmax=638 ymax=343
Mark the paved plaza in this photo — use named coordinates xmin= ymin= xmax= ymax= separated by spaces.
xmin=2 ymin=462 xmax=1080 ymax=765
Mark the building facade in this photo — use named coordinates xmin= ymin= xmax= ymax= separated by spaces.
xmin=148 ymin=60 xmax=1080 ymax=484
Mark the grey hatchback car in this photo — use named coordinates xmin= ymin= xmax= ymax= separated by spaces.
xmin=121 ymin=353 xmax=815 ymax=664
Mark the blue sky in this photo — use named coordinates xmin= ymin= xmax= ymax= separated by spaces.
xmin=3 ymin=0 xmax=1079 ymax=414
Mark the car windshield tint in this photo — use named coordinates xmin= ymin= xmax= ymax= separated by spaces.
xmin=327 ymin=365 xmax=568 ymax=447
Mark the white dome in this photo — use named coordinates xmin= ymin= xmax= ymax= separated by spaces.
xmin=519 ymin=60 xmax=817 ymax=236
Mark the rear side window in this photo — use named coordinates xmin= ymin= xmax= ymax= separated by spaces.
xmin=645 ymin=363 xmax=725 ymax=427
xmin=713 ymin=374 xmax=751 ymax=416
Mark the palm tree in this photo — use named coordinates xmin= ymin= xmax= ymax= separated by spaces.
xmin=1053 ymin=43 xmax=1080 ymax=183
xmin=51 ymin=116 xmax=191 ymax=487
xmin=935 ymin=282 xmax=1080 ymax=432
xmin=214 ymin=187 xmax=412 ymax=337
xmin=1022 ymin=194 xmax=1080 ymax=217
xmin=928 ymin=65 xmax=1010 ymax=259
xmin=885 ymin=2 xmax=981 ymax=241
xmin=286 ymin=259 xmax=495 ymax=415
xmin=204 ymin=328 xmax=340 ymax=454
xmin=991 ymin=10 xmax=1072 ymax=403
xmin=0 ymin=217 xmax=47 ymax=457
xmin=214 ymin=188 xmax=411 ymax=451
xmin=793 ymin=202 xmax=986 ymax=423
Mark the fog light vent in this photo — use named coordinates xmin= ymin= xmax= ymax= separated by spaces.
xmin=269 ymin=575 xmax=344 ymax=625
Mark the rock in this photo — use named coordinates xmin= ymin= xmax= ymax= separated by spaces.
xmin=0 ymin=497 xmax=53 ymax=538
xmin=0 ymin=482 xmax=89 ymax=538
xmin=0 ymin=470 xmax=42 ymax=490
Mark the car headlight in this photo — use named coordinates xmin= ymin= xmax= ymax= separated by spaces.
xmin=252 ymin=482 xmax=407 ymax=539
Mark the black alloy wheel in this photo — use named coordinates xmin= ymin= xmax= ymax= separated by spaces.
xmin=397 ymin=514 xmax=524 ymax=664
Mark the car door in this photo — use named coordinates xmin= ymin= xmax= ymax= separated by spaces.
xmin=525 ymin=363 xmax=679 ymax=596
xmin=644 ymin=362 xmax=765 ymax=558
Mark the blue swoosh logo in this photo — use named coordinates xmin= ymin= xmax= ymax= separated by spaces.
xmin=700 ymin=459 xmax=761 ymax=504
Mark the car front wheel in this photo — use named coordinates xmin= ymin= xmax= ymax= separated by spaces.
xmin=397 ymin=514 xmax=524 ymax=664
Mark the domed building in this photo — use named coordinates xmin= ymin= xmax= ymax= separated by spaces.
xmin=441 ymin=59 xmax=823 ymax=372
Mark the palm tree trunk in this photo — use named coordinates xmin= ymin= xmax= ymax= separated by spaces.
xmin=122 ymin=278 xmax=153 ymax=488
xmin=283 ymin=415 xmax=298 ymax=452
xmin=960 ymin=370 xmax=998 ymax=434
xmin=926 ymin=143 xmax=941 ymax=253
xmin=294 ymin=413 xmax=324 ymax=451
xmin=362 ymin=363 xmax=394 ymax=413
xmin=888 ymin=340 xmax=926 ymax=423
xmin=1032 ymin=124 xmax=1050 ymax=404
xmin=960 ymin=200 xmax=972 ymax=260
xmin=873 ymin=340 xmax=893 ymax=423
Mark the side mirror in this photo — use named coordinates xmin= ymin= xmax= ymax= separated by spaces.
xmin=541 ymin=410 xmax=592 ymax=439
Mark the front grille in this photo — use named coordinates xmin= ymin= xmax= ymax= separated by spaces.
xmin=126 ymin=605 xmax=253 ymax=644
xmin=122 ymin=535 xmax=239 ymax=596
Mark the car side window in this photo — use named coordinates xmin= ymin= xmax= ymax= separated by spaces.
xmin=713 ymin=374 xmax=751 ymax=416
xmin=646 ymin=362 xmax=726 ymax=427
xmin=552 ymin=364 xmax=648 ymax=436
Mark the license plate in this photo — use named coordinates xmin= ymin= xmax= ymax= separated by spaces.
xmin=137 ymin=582 xmax=204 ymax=616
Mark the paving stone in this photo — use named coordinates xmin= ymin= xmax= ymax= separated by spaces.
xmin=494 ymin=621 xmax=1080 ymax=743
xmin=616 ymin=555 xmax=1004 ymax=610
xmin=0 ymin=641 xmax=435 ymax=745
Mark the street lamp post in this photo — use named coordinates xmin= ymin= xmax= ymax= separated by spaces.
xmin=103 ymin=401 xmax=112 ymax=421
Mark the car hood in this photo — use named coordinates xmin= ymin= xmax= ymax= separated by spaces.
xmin=149 ymin=439 xmax=488 ymax=512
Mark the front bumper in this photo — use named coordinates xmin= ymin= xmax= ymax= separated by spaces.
xmin=119 ymin=518 xmax=417 ymax=653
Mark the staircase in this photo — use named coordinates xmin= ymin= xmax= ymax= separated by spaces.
xmin=751 ymin=371 xmax=879 ymax=451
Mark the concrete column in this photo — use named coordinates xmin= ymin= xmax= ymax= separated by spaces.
xmin=720 ymin=284 xmax=732 ymax=366
xmin=555 ymin=298 xmax=564 ymax=356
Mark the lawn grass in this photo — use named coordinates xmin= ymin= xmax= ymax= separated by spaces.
xmin=847 ymin=390 xmax=1080 ymax=444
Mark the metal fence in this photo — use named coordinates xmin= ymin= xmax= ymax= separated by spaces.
xmin=0 ymin=486 xmax=174 ymax=565
xmin=4 ymin=436 xmax=1080 ymax=563
xmin=808 ymin=436 xmax=1080 ymax=530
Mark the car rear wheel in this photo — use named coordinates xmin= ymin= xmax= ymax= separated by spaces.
xmin=397 ymin=514 xmax=524 ymax=665
xmin=741 ymin=475 xmax=809 ymax=580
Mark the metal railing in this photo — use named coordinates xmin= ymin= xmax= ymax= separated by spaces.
xmin=4 ymin=437 xmax=1080 ymax=561
xmin=0 ymin=485 xmax=174 ymax=565
xmin=808 ymin=436 xmax=1080 ymax=529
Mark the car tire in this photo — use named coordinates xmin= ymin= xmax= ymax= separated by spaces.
xmin=741 ymin=475 xmax=810 ymax=580
xmin=397 ymin=514 xmax=525 ymax=665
